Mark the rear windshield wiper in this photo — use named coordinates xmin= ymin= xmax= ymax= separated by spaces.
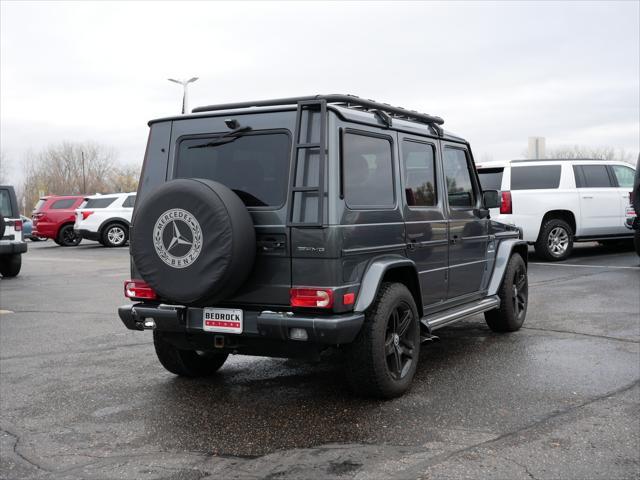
xmin=188 ymin=126 xmax=252 ymax=149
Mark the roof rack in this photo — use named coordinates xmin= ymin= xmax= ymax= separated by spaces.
xmin=192 ymin=94 xmax=444 ymax=127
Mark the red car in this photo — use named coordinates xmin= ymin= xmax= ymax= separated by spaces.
xmin=32 ymin=195 xmax=85 ymax=246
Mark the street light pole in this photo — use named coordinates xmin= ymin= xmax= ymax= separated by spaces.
xmin=168 ymin=77 xmax=199 ymax=114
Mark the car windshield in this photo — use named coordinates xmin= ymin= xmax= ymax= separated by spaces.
xmin=176 ymin=132 xmax=290 ymax=208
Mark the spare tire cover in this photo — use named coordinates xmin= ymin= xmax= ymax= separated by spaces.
xmin=130 ymin=178 xmax=256 ymax=305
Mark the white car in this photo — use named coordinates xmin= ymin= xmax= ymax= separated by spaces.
xmin=477 ymin=159 xmax=636 ymax=261
xmin=74 ymin=192 xmax=136 ymax=247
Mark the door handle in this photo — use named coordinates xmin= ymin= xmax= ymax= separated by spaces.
xmin=257 ymin=239 xmax=284 ymax=251
xmin=582 ymin=195 xmax=594 ymax=199
xmin=450 ymin=235 xmax=459 ymax=245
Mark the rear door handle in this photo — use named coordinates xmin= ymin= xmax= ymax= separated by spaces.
xmin=582 ymin=195 xmax=594 ymax=199
xmin=257 ymin=239 xmax=285 ymax=251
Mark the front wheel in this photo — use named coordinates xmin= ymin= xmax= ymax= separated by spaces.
xmin=153 ymin=331 xmax=228 ymax=377
xmin=57 ymin=225 xmax=81 ymax=247
xmin=485 ymin=253 xmax=528 ymax=332
xmin=0 ymin=254 xmax=22 ymax=277
xmin=345 ymin=282 xmax=420 ymax=399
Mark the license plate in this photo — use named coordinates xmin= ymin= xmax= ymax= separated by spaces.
xmin=202 ymin=308 xmax=243 ymax=334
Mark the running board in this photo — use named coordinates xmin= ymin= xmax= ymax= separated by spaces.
xmin=421 ymin=296 xmax=500 ymax=331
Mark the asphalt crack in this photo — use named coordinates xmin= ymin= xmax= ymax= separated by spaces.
xmin=0 ymin=426 xmax=48 ymax=474
xmin=521 ymin=326 xmax=640 ymax=344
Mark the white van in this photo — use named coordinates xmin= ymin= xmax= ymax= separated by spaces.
xmin=477 ymin=159 xmax=635 ymax=260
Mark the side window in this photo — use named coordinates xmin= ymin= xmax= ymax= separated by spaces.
xmin=343 ymin=132 xmax=394 ymax=209
xmin=511 ymin=165 xmax=561 ymax=190
xmin=575 ymin=165 xmax=613 ymax=188
xmin=443 ymin=148 xmax=475 ymax=208
xmin=401 ymin=140 xmax=437 ymax=207
xmin=122 ymin=195 xmax=136 ymax=208
xmin=612 ymin=165 xmax=635 ymax=188
xmin=84 ymin=197 xmax=116 ymax=209
xmin=0 ymin=190 xmax=12 ymax=217
xmin=50 ymin=198 xmax=76 ymax=209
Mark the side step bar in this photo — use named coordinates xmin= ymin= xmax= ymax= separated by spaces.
xmin=421 ymin=295 xmax=500 ymax=331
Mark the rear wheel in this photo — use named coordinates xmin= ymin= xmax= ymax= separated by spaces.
xmin=102 ymin=223 xmax=128 ymax=247
xmin=485 ymin=253 xmax=528 ymax=332
xmin=0 ymin=254 xmax=21 ymax=277
xmin=57 ymin=224 xmax=81 ymax=247
xmin=534 ymin=218 xmax=573 ymax=261
xmin=153 ymin=331 xmax=228 ymax=377
xmin=345 ymin=282 xmax=420 ymax=399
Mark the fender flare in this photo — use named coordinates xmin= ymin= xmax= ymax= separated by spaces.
xmin=99 ymin=217 xmax=131 ymax=236
xmin=487 ymin=239 xmax=528 ymax=296
xmin=354 ymin=255 xmax=422 ymax=315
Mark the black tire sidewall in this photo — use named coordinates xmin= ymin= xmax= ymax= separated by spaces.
xmin=536 ymin=219 xmax=573 ymax=261
xmin=58 ymin=225 xmax=80 ymax=247
xmin=102 ymin=223 xmax=128 ymax=247
xmin=486 ymin=253 xmax=528 ymax=332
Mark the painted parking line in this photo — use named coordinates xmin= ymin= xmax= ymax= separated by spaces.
xmin=529 ymin=262 xmax=640 ymax=270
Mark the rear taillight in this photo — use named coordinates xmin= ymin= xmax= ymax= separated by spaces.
xmin=124 ymin=279 xmax=158 ymax=300
xmin=82 ymin=211 xmax=93 ymax=220
xmin=290 ymin=288 xmax=334 ymax=308
xmin=14 ymin=219 xmax=23 ymax=231
xmin=500 ymin=191 xmax=512 ymax=214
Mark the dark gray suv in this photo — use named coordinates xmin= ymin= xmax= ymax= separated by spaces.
xmin=119 ymin=95 xmax=529 ymax=398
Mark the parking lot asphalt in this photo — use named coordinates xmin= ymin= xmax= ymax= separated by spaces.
xmin=1 ymin=241 xmax=638 ymax=480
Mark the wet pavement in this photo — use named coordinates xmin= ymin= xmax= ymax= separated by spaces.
xmin=1 ymin=241 xmax=639 ymax=479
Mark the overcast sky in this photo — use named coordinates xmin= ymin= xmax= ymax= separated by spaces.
xmin=1 ymin=1 xmax=638 ymax=184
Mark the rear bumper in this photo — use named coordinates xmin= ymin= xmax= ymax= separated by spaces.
xmin=118 ymin=303 xmax=364 ymax=345
xmin=0 ymin=241 xmax=27 ymax=255
xmin=75 ymin=229 xmax=100 ymax=241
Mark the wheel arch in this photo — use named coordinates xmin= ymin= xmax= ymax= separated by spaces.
xmin=354 ymin=256 xmax=423 ymax=317
xmin=55 ymin=221 xmax=76 ymax=238
xmin=99 ymin=217 xmax=131 ymax=236
xmin=537 ymin=210 xmax=576 ymax=240
xmin=487 ymin=239 xmax=528 ymax=296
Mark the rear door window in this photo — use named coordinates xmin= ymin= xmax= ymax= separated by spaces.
xmin=84 ymin=197 xmax=116 ymax=208
xmin=51 ymin=198 xmax=77 ymax=209
xmin=443 ymin=148 xmax=475 ymax=208
xmin=511 ymin=165 xmax=561 ymax=190
xmin=343 ymin=132 xmax=395 ymax=209
xmin=33 ymin=199 xmax=46 ymax=212
xmin=477 ymin=168 xmax=504 ymax=190
xmin=176 ymin=132 xmax=290 ymax=208
xmin=574 ymin=165 xmax=613 ymax=188
xmin=401 ymin=140 xmax=437 ymax=207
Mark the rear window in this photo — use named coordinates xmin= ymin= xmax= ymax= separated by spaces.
xmin=84 ymin=197 xmax=116 ymax=208
xmin=511 ymin=165 xmax=561 ymax=190
xmin=0 ymin=190 xmax=13 ymax=217
xmin=574 ymin=165 xmax=613 ymax=188
xmin=477 ymin=168 xmax=504 ymax=190
xmin=50 ymin=198 xmax=77 ymax=210
xmin=33 ymin=199 xmax=46 ymax=212
xmin=176 ymin=132 xmax=290 ymax=208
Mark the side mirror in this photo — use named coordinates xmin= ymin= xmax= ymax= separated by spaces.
xmin=482 ymin=190 xmax=500 ymax=209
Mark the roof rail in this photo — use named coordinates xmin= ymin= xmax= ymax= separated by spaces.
xmin=192 ymin=94 xmax=444 ymax=126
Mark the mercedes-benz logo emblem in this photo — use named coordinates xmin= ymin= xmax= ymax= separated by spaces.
xmin=153 ymin=208 xmax=203 ymax=269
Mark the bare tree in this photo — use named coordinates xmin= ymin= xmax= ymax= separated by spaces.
xmin=0 ymin=150 xmax=9 ymax=184
xmin=528 ymin=145 xmax=635 ymax=164
xmin=110 ymin=163 xmax=140 ymax=193
xmin=21 ymin=141 xmax=138 ymax=213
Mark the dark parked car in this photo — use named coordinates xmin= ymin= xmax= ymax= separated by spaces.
xmin=119 ymin=95 xmax=529 ymax=398
xmin=32 ymin=195 xmax=85 ymax=246
xmin=0 ymin=185 xmax=27 ymax=277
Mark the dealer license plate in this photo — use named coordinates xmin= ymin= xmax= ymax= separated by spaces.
xmin=202 ymin=308 xmax=243 ymax=334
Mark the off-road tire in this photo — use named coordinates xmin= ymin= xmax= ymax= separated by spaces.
xmin=0 ymin=254 xmax=22 ymax=277
xmin=57 ymin=224 xmax=81 ymax=247
xmin=102 ymin=223 xmax=128 ymax=248
xmin=534 ymin=218 xmax=573 ymax=261
xmin=153 ymin=331 xmax=228 ymax=377
xmin=485 ymin=253 xmax=528 ymax=332
xmin=345 ymin=282 xmax=420 ymax=399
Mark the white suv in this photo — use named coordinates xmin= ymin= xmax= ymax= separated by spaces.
xmin=74 ymin=192 xmax=136 ymax=247
xmin=477 ymin=159 xmax=636 ymax=260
